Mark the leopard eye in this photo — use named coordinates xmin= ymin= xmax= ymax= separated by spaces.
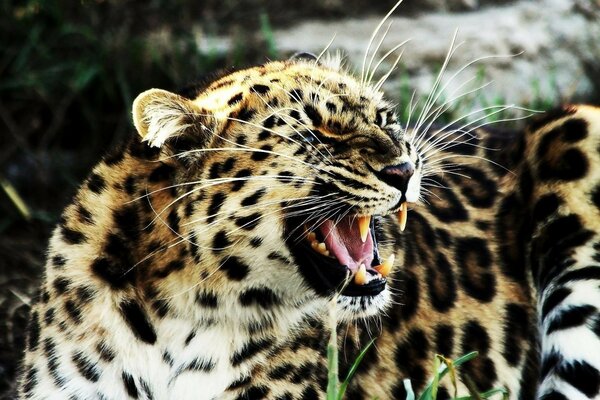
xmin=303 ymin=133 xmax=317 ymax=143
xmin=293 ymin=131 xmax=317 ymax=143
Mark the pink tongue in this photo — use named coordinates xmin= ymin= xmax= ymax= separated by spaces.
xmin=319 ymin=218 xmax=374 ymax=272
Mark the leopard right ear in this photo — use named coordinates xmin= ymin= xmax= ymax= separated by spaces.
xmin=132 ymin=89 xmax=212 ymax=148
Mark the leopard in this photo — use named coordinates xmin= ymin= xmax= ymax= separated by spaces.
xmin=16 ymin=51 xmax=600 ymax=400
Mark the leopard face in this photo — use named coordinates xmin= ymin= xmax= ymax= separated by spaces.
xmin=133 ymin=59 xmax=422 ymax=320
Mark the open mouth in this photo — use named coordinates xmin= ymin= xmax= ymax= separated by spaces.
xmin=288 ymin=203 xmax=409 ymax=297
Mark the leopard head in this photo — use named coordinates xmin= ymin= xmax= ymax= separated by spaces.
xmin=132 ymin=58 xmax=421 ymax=321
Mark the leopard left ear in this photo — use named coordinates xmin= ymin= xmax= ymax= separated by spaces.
xmin=132 ymin=88 xmax=211 ymax=148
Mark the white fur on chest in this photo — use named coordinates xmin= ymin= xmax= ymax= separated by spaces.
xmin=94 ymin=322 xmax=249 ymax=400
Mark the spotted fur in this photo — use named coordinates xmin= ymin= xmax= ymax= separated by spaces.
xmin=17 ymin=56 xmax=600 ymax=400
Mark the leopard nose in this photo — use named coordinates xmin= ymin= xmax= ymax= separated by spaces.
xmin=379 ymin=162 xmax=415 ymax=194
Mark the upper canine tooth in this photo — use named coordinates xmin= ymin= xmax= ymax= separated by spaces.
xmin=358 ymin=215 xmax=371 ymax=243
xmin=354 ymin=264 xmax=367 ymax=285
xmin=375 ymin=253 xmax=395 ymax=278
xmin=398 ymin=202 xmax=408 ymax=232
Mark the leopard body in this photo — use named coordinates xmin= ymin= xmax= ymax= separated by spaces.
xmin=17 ymin=57 xmax=600 ymax=400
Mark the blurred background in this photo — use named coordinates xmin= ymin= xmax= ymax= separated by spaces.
xmin=0 ymin=0 xmax=598 ymax=397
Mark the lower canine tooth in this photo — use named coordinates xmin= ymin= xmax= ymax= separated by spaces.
xmin=375 ymin=254 xmax=395 ymax=278
xmin=317 ymin=242 xmax=327 ymax=252
xmin=398 ymin=202 xmax=408 ymax=232
xmin=354 ymin=264 xmax=367 ymax=285
xmin=307 ymin=232 xmax=317 ymax=241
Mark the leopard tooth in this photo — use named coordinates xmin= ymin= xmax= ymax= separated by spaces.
xmin=311 ymin=241 xmax=329 ymax=256
xmin=374 ymin=253 xmax=395 ymax=278
xmin=358 ymin=215 xmax=371 ymax=243
xmin=307 ymin=232 xmax=317 ymax=241
xmin=398 ymin=202 xmax=408 ymax=232
xmin=354 ymin=264 xmax=367 ymax=285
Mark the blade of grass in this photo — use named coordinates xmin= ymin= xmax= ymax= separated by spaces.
xmin=326 ymin=298 xmax=339 ymax=400
xmin=404 ymin=379 xmax=416 ymax=400
xmin=453 ymin=387 xmax=509 ymax=400
xmin=418 ymin=352 xmax=478 ymax=400
xmin=431 ymin=354 xmax=441 ymax=399
xmin=259 ymin=12 xmax=278 ymax=59
xmin=0 ymin=176 xmax=31 ymax=220
xmin=337 ymin=337 xmax=376 ymax=399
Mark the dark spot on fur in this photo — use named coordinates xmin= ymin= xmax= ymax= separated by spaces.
xmin=426 ymin=253 xmax=457 ymax=312
xmin=232 ymin=169 xmax=251 ymax=191
xmin=148 ymin=163 xmax=175 ymax=182
xmin=239 ymin=287 xmax=281 ymax=308
xmin=207 ymin=192 xmax=226 ymax=224
xmin=114 ymin=206 xmax=140 ymax=241
xmin=461 ymin=320 xmax=497 ymax=390
xmin=196 ymin=291 xmax=218 ymax=308
xmin=231 ymin=338 xmax=273 ymax=366
xmin=235 ymin=213 xmax=261 ymax=230
xmin=52 ymin=254 xmax=66 ymax=269
xmin=119 ymin=300 xmax=157 ymax=344
xmin=455 ymin=237 xmax=495 ymax=302
xmin=426 ymin=182 xmax=469 ymax=222
xmin=236 ymin=107 xmax=256 ymax=122
xmin=502 ymin=303 xmax=531 ymax=366
xmin=26 ymin=311 xmax=40 ymax=352
xmin=77 ymin=205 xmax=94 ymax=224
xmin=227 ymin=375 xmax=251 ymax=390
xmin=22 ymin=366 xmax=37 ymax=395
xmin=228 ymin=92 xmax=243 ymax=106
xmin=220 ymin=256 xmax=250 ymax=281
xmin=91 ymin=256 xmax=135 ymax=289
xmin=53 ymin=277 xmax=70 ymax=294
xmin=65 ymin=300 xmax=82 ymax=323
xmin=556 ymin=360 xmax=600 ymax=397
xmin=289 ymin=89 xmax=303 ymax=102
xmin=532 ymin=193 xmax=562 ymax=224
xmin=72 ymin=351 xmax=101 ymax=382
xmin=394 ymin=329 xmax=429 ymax=389
xmin=251 ymin=144 xmax=272 ymax=161
xmin=541 ymin=287 xmax=572 ymax=320
xmin=122 ymin=372 xmax=139 ymax=398
xmin=87 ymin=173 xmax=106 ymax=193
xmin=44 ymin=308 xmax=55 ymax=325
xmin=556 ymin=266 xmax=600 ymax=285
xmin=61 ymin=226 xmax=86 ymax=244
xmin=251 ymin=84 xmax=270 ymax=94
xmin=538 ymin=148 xmax=589 ymax=182
xmin=212 ymin=230 xmax=231 ymax=252
xmin=434 ymin=325 xmax=454 ymax=358
xmin=304 ymin=105 xmax=322 ymax=127
xmin=547 ymin=305 xmax=597 ymax=334
xmin=97 ymin=341 xmax=116 ymax=362
xmin=241 ymin=188 xmax=266 ymax=207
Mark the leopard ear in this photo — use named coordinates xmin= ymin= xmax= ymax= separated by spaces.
xmin=132 ymin=89 xmax=211 ymax=148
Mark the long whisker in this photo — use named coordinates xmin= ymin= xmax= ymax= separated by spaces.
xmin=316 ymin=33 xmax=338 ymax=63
xmin=360 ymin=0 xmax=404 ymax=86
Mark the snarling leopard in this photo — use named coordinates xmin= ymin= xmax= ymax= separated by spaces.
xmin=17 ymin=54 xmax=600 ymax=399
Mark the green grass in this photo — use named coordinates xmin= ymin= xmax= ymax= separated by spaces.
xmin=325 ymin=299 xmax=508 ymax=400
